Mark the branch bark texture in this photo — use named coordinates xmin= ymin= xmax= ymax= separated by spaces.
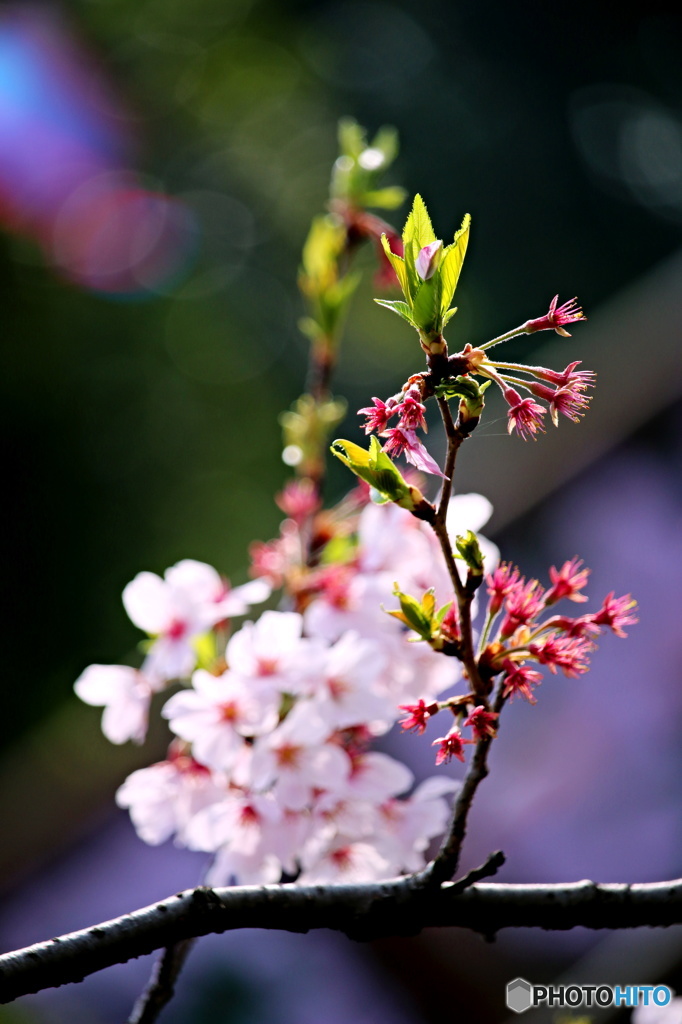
xmin=4 ymin=877 xmax=682 ymax=1003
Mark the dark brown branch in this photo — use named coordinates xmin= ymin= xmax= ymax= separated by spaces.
xmin=435 ymin=396 xmax=462 ymax=522
xmin=430 ymin=400 xmax=478 ymax=676
xmin=421 ymin=394 xmax=494 ymax=886
xmin=5 ymin=876 xmax=682 ymax=1003
xmin=425 ymin=688 xmax=507 ymax=886
xmin=127 ymin=939 xmax=195 ymax=1024
xmin=447 ymin=850 xmax=506 ymax=894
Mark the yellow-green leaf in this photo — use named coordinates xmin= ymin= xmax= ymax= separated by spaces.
xmin=330 ymin=437 xmax=373 ymax=473
xmin=402 ymin=194 xmax=436 ymax=251
xmin=455 ymin=530 xmax=484 ymax=575
xmin=411 ymin=275 xmax=443 ymax=334
xmin=387 ymin=609 xmax=411 ymax=627
xmin=371 ymin=125 xmax=399 ymax=164
xmin=300 ymin=215 xmax=345 ymax=293
xmin=380 ymin=234 xmax=410 ymax=298
xmin=421 ymin=589 xmax=436 ymax=620
xmin=374 ymin=299 xmax=415 ymax=326
xmin=435 ymin=601 xmax=453 ymax=626
xmin=440 ymin=214 xmax=470 ymax=313
xmin=330 ymin=436 xmax=422 ymax=511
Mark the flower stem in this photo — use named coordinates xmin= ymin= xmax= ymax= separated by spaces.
xmin=478 ymin=325 xmax=527 ymax=351
xmin=477 ymin=608 xmax=497 ymax=655
xmin=431 ymin=398 xmax=484 ymax=697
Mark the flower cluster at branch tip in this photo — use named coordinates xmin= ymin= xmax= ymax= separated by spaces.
xmin=473 ymin=295 xmax=592 ymax=438
xmin=358 ymin=382 xmax=445 ymax=477
xmin=395 ymin=557 xmax=636 ymax=756
xmin=482 ymin=560 xmax=637 ymax=704
xmin=367 ymin=194 xmax=593 ymax=449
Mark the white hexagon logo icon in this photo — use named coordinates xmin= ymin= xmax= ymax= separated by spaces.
xmin=506 ymin=977 xmax=533 ymax=1014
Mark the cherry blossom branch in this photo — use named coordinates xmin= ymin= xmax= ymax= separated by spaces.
xmin=6 ymin=874 xmax=682 ymax=1003
xmin=423 ymin=687 xmax=507 ymax=886
xmin=430 ymin=395 xmax=483 ymax=694
xmin=435 ymin=396 xmax=462 ymax=521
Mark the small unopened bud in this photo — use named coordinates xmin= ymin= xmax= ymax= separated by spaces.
xmin=415 ymin=240 xmax=443 ymax=280
xmin=455 ymin=530 xmax=484 ymax=575
xmin=330 ymin=436 xmax=432 ymax=519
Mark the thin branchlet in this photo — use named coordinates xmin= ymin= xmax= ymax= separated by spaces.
xmin=424 ymin=686 xmax=507 ymax=886
xmin=128 ymin=939 xmax=196 ymax=1024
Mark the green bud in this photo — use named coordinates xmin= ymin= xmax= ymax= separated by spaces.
xmin=434 ymin=375 xmax=490 ymax=431
xmin=330 ymin=436 xmax=429 ymax=515
xmin=387 ymin=585 xmax=436 ymax=640
xmin=455 ymin=530 xmax=485 ymax=576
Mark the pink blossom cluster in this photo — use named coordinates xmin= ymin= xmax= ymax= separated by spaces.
xmin=459 ymin=294 xmax=594 ymax=441
xmin=398 ymin=557 xmax=637 ymax=765
xmin=358 ymin=382 xmax=444 ymax=477
xmin=75 ymin=495 xmax=498 ymax=885
xmin=498 ymin=359 xmax=595 ymax=441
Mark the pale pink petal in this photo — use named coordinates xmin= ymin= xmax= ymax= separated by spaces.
xmin=115 ymin=764 xmax=180 ymax=845
xmin=75 ymin=664 xmax=151 ymax=744
xmin=101 ymin=690 xmax=149 ymax=745
xmin=206 ymin=849 xmax=282 ymax=886
xmin=143 ymin=635 xmax=197 ymax=682
xmin=446 ymin=493 xmax=494 ymax=534
xmin=74 ymin=664 xmax=139 ymax=705
xmin=299 ymin=841 xmax=392 ymax=884
xmin=218 ymin=579 xmax=271 ymax=617
xmin=122 ymin=572 xmax=173 ymax=634
xmin=164 ymin=559 xmax=222 ymax=602
xmin=403 ymin=437 xmax=447 ymax=478
xmin=347 ymin=752 xmax=414 ymax=801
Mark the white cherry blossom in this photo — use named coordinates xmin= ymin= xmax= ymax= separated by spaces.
xmin=122 ymin=560 xmax=269 ymax=683
xmin=298 ymin=839 xmax=392 ymax=884
xmin=344 ymin=751 xmax=414 ymax=803
xmin=161 ymin=669 xmax=279 ymax=772
xmin=205 ymin=849 xmax=282 ymax=887
xmin=225 ymin=610 xmax=323 ymax=694
xmin=74 ymin=664 xmax=159 ymax=745
xmin=249 ymin=701 xmax=351 ymax=810
xmin=185 ymin=790 xmax=281 ymax=857
xmin=374 ymin=776 xmax=461 ymax=872
xmin=115 ymin=754 xmax=224 ymax=846
xmin=310 ymin=631 xmax=392 ymax=731
xmin=164 ymin=560 xmax=270 ymax=621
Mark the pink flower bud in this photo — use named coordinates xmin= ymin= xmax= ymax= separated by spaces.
xmin=415 ymin=239 xmax=443 ymax=280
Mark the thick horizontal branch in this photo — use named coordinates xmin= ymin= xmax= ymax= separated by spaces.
xmin=3 ymin=877 xmax=682 ymax=1003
